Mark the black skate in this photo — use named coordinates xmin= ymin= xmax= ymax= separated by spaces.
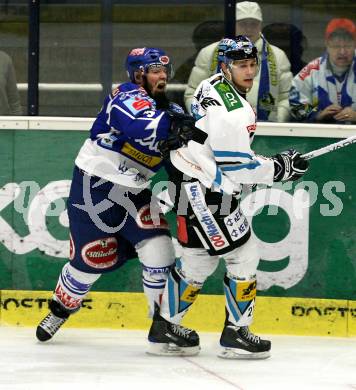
xmin=147 ymin=306 xmax=200 ymax=356
xmin=219 ymin=321 xmax=271 ymax=359
xmin=36 ymin=300 xmax=71 ymax=342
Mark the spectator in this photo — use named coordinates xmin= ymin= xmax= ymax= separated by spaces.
xmin=262 ymin=23 xmax=307 ymax=75
xmin=290 ymin=18 xmax=356 ymax=123
xmin=184 ymin=1 xmax=292 ymax=122
xmin=169 ymin=21 xmax=224 ymax=109
xmin=0 ymin=51 xmax=22 ymax=115
xmin=173 ymin=20 xmax=225 ymax=84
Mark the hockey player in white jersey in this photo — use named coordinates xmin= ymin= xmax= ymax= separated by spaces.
xmin=148 ymin=36 xmax=309 ymax=358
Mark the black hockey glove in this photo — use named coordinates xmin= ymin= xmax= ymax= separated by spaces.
xmin=272 ymin=149 xmax=309 ymax=182
xmin=158 ymin=110 xmax=196 ymax=159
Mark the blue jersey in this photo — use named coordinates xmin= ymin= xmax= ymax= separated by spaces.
xmin=75 ymin=82 xmax=184 ymax=187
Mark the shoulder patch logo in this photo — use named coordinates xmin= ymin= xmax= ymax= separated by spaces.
xmin=214 ymin=81 xmax=243 ymax=112
xmin=123 ymin=96 xmax=152 ymax=115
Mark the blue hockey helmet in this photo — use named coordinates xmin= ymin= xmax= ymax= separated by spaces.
xmin=125 ymin=47 xmax=173 ymax=82
xmin=217 ymin=35 xmax=258 ymax=66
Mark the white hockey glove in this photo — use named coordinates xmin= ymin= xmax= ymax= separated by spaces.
xmin=272 ymin=149 xmax=309 ymax=182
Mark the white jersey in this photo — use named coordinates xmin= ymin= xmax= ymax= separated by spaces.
xmin=170 ymin=73 xmax=275 ymax=195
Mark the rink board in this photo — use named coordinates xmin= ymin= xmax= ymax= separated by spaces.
xmin=0 ymin=130 xmax=356 ymax=299
xmin=0 ymin=290 xmax=355 ymax=337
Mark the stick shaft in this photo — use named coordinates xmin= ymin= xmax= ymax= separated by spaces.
xmin=301 ymin=135 xmax=356 ymax=160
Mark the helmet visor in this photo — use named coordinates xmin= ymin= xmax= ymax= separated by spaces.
xmin=226 ymin=46 xmax=258 ymax=62
xmin=145 ymin=63 xmax=174 ymax=80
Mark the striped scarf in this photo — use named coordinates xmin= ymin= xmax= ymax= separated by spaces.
xmin=257 ymin=35 xmax=279 ymax=120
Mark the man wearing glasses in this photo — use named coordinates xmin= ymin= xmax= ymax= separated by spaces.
xmin=289 ymin=18 xmax=356 ymax=123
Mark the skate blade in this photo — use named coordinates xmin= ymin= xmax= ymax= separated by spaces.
xmin=146 ymin=342 xmax=200 ymax=357
xmin=218 ymin=347 xmax=271 ymax=360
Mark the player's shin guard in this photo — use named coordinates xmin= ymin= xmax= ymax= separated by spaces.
xmin=160 ymin=266 xmax=202 ymax=324
xmin=136 ymin=235 xmax=175 ymax=317
xmin=223 ymin=272 xmax=256 ymax=327
xmin=142 ymin=265 xmax=171 ymax=318
xmin=36 ymin=263 xmax=100 ymax=342
xmin=219 ymin=273 xmax=271 ymax=359
xmin=147 ymin=266 xmax=201 ymax=356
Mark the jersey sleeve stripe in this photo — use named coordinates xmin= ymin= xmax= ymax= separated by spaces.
xmin=213 ymin=150 xmax=253 ymax=159
xmin=220 ymin=161 xmax=261 ymax=171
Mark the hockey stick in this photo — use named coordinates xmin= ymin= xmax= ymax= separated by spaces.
xmin=301 ymin=134 xmax=356 ymax=160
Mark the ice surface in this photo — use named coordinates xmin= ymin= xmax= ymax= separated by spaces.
xmin=1 ymin=327 xmax=356 ymax=390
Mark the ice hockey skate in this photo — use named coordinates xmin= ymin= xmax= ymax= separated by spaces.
xmin=147 ymin=305 xmax=200 ymax=356
xmin=218 ymin=321 xmax=271 ymax=359
xmin=36 ymin=300 xmax=70 ymax=342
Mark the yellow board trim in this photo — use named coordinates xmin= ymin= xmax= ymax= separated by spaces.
xmin=1 ymin=290 xmax=356 ymax=337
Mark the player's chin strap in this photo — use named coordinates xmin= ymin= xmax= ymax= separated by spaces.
xmin=225 ymin=65 xmax=233 ymax=81
xmin=301 ymin=134 xmax=356 ymax=160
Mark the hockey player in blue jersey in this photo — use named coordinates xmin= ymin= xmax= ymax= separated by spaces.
xmin=36 ymin=47 xmax=198 ymax=350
